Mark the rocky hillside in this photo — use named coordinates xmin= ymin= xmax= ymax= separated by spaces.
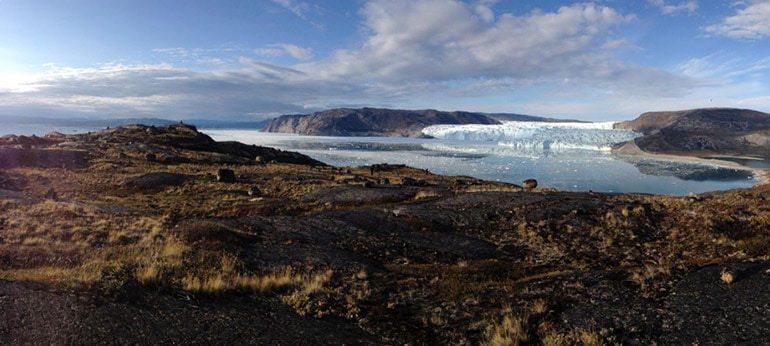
xmin=614 ymin=108 xmax=770 ymax=158
xmin=3 ymin=123 xmax=770 ymax=344
xmin=262 ymin=107 xmax=500 ymax=137
xmin=0 ymin=123 xmax=325 ymax=168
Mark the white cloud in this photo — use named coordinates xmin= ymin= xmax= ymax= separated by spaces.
xmin=324 ymin=1 xmax=632 ymax=80
xmin=647 ymin=0 xmax=698 ymax=15
xmin=253 ymin=48 xmax=285 ymax=58
xmin=153 ymin=47 xmax=241 ymax=67
xmin=281 ymin=44 xmax=314 ymax=61
xmin=196 ymin=57 xmax=226 ymax=65
xmin=472 ymin=0 xmax=499 ymax=23
xmin=270 ymin=0 xmax=311 ymax=18
xmin=306 ymin=0 xmax=699 ymax=100
xmin=153 ymin=47 xmax=190 ymax=56
xmin=677 ymin=52 xmax=770 ymax=89
xmin=0 ymin=60 xmax=352 ymax=120
xmin=254 ymin=44 xmax=314 ymax=61
xmin=705 ymin=0 xmax=770 ymax=39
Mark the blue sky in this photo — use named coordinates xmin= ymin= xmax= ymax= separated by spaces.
xmin=1 ymin=0 xmax=769 ymax=121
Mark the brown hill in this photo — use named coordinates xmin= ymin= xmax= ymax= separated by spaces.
xmin=262 ymin=107 xmax=500 ymax=137
xmin=614 ymin=108 xmax=770 ymax=158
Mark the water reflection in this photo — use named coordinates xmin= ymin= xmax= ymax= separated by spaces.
xmin=619 ymin=156 xmax=753 ymax=181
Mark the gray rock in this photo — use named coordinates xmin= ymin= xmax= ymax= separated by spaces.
xmin=523 ymin=179 xmax=537 ymax=189
xmin=401 ymin=177 xmax=427 ymax=186
xmin=301 ymin=186 xmax=413 ymax=205
xmin=120 ymin=172 xmax=187 ymax=190
xmin=216 ymin=168 xmax=236 ymax=183
xmin=401 ymin=177 xmax=416 ymax=186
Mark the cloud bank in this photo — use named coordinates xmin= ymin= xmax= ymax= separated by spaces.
xmin=705 ymin=0 xmax=770 ymax=40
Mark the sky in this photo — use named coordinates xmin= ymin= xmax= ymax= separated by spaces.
xmin=0 ymin=0 xmax=769 ymax=122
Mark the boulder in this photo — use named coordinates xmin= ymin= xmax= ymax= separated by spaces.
xmin=248 ymin=186 xmax=261 ymax=197
xmin=216 ymin=168 xmax=237 ymax=183
xmin=119 ymin=172 xmax=187 ymax=190
xmin=523 ymin=179 xmax=538 ymax=189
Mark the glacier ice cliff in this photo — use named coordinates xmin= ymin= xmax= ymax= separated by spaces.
xmin=422 ymin=121 xmax=642 ymax=150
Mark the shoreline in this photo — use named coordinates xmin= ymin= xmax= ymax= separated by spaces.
xmin=613 ymin=140 xmax=770 ymax=187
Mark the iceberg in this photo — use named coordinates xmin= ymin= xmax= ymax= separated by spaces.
xmin=422 ymin=121 xmax=642 ymax=151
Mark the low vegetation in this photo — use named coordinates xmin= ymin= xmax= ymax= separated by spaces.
xmin=2 ymin=123 xmax=770 ymax=344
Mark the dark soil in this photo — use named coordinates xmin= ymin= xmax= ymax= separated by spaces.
xmin=0 ymin=280 xmax=390 ymax=345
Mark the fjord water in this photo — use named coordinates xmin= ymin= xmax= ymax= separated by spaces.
xmin=204 ymin=122 xmax=754 ymax=196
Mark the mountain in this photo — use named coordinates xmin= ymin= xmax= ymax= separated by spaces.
xmin=484 ymin=112 xmax=587 ymax=123
xmin=184 ymin=118 xmax=272 ymax=129
xmin=614 ymin=108 xmax=770 ymax=158
xmin=262 ymin=107 xmax=501 ymax=137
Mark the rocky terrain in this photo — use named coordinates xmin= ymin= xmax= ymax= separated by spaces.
xmin=262 ymin=107 xmax=504 ymax=137
xmin=2 ymin=123 xmax=770 ymax=344
xmin=614 ymin=108 xmax=770 ymax=159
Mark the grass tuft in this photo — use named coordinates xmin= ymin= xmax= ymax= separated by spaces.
xmin=482 ymin=313 xmax=530 ymax=346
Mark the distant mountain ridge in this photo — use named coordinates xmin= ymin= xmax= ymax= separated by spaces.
xmin=0 ymin=115 xmax=176 ymax=128
xmin=614 ymin=108 xmax=770 ymax=158
xmin=262 ymin=107 xmax=565 ymax=137
xmin=0 ymin=115 xmax=271 ymax=133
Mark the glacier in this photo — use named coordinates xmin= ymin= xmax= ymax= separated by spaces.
xmin=421 ymin=121 xmax=642 ymax=151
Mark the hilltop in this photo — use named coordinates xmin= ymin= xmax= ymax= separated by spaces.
xmin=614 ymin=108 xmax=770 ymax=159
xmin=2 ymin=123 xmax=770 ymax=344
xmin=262 ymin=107 xmax=559 ymax=137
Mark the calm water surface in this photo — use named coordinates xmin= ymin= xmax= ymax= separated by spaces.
xmin=204 ymin=130 xmax=755 ymax=196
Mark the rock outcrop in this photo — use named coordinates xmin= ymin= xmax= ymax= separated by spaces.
xmin=7 ymin=123 xmax=327 ymax=167
xmin=614 ymin=108 xmax=770 ymax=158
xmin=119 ymin=172 xmax=187 ymax=190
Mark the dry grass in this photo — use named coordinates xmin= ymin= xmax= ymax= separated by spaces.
xmin=0 ymin=184 xmax=332 ymax=297
xmin=413 ymin=190 xmax=445 ymax=200
xmin=457 ymin=183 xmax=523 ymax=193
xmin=387 ymin=261 xmax=530 ymax=301
xmin=181 ymin=266 xmax=331 ymax=295
xmin=482 ymin=313 xmax=530 ymax=346
xmin=481 ymin=299 xmax=552 ymax=345
xmin=0 ymin=266 xmax=101 ymax=289
xmin=628 ymin=262 xmax=673 ymax=297
xmin=541 ymin=327 xmax=620 ymax=346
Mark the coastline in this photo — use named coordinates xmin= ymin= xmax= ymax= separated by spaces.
xmin=613 ymin=140 xmax=770 ymax=187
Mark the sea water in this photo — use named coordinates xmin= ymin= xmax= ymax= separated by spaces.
xmin=203 ymin=129 xmax=755 ymax=196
